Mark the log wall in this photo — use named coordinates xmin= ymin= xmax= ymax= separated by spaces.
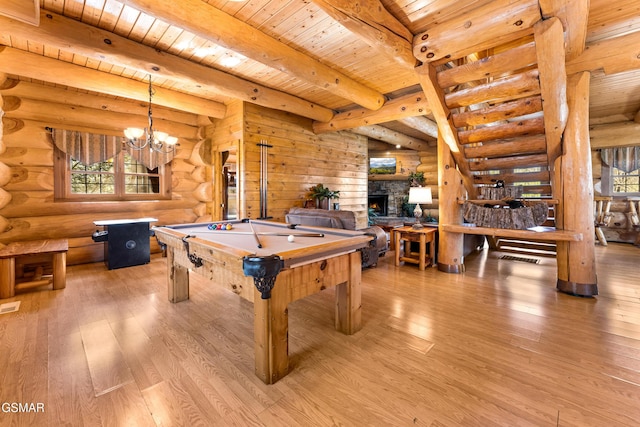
xmin=0 ymin=81 xmax=203 ymax=265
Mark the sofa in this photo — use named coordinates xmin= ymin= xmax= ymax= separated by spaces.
xmin=285 ymin=207 xmax=387 ymax=267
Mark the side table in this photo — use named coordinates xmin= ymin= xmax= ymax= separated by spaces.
xmin=394 ymin=226 xmax=436 ymax=270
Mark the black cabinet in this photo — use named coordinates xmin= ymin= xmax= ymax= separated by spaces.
xmin=92 ymin=218 xmax=157 ymax=269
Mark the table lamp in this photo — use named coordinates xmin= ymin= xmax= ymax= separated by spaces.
xmin=408 ymin=186 xmax=432 ymax=229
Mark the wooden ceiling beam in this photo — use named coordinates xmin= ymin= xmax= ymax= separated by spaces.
xmin=120 ymin=0 xmax=384 ymax=111
xmin=566 ymin=31 xmax=640 ymax=75
xmin=313 ymin=91 xmax=430 ymax=133
xmin=589 ymin=121 xmax=640 ymax=148
xmin=311 ymin=0 xmax=416 ymax=69
xmin=0 ymin=46 xmax=225 ymax=119
xmin=413 ymin=0 xmax=540 ymax=64
xmin=397 ymin=116 xmax=438 ymax=139
xmin=352 ymin=125 xmax=432 ymax=151
xmin=0 ymin=12 xmax=334 ymax=122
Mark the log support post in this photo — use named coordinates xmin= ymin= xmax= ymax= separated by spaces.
xmin=555 ymin=72 xmax=598 ymax=297
xmin=437 ymin=134 xmax=466 ymax=273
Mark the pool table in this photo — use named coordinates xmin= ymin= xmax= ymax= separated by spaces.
xmin=152 ymin=219 xmax=374 ymax=384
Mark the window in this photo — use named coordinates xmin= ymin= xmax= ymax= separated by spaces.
xmin=600 ymin=147 xmax=640 ymax=196
xmin=55 ymin=148 xmax=170 ymax=200
xmin=611 ymin=167 xmax=640 ymax=194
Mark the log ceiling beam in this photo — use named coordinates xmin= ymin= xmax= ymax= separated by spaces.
xmin=313 ymin=91 xmax=431 ymax=133
xmin=534 ymin=17 xmax=568 ymax=164
xmin=566 ymin=31 xmax=640 ymax=75
xmin=119 ymin=0 xmax=384 ymax=111
xmin=397 ymin=116 xmax=438 ymax=139
xmin=589 ymin=121 xmax=640 ymax=149
xmin=311 ymin=0 xmax=416 ymax=69
xmin=0 ymin=46 xmax=225 ymax=119
xmin=414 ymin=63 xmax=476 ymax=197
xmin=352 ymin=125 xmax=432 ymax=151
xmin=413 ymin=0 xmax=540 ymax=64
xmin=0 ymin=12 xmax=334 ymax=122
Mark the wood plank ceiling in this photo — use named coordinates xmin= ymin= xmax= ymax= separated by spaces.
xmin=1 ymin=0 xmax=640 ymax=150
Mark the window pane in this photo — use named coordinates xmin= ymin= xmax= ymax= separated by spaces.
xmin=123 ymin=154 xmax=160 ymax=194
xmin=70 ymin=157 xmax=115 ymax=194
xmin=613 ymin=167 xmax=640 ymax=194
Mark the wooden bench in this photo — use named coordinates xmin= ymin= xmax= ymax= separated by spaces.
xmin=0 ymin=239 xmax=68 ymax=299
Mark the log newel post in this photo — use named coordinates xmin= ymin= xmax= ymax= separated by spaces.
xmin=437 ymin=134 xmax=465 ymax=273
xmin=556 ymin=72 xmax=598 ymax=297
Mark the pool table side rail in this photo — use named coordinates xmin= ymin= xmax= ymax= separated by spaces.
xmin=153 ymin=226 xmax=255 ymax=259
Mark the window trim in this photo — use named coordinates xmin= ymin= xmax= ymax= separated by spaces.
xmin=54 ymin=146 xmax=172 ymax=201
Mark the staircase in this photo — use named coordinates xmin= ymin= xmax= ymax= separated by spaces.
xmin=415 ymin=18 xmax=576 ymax=257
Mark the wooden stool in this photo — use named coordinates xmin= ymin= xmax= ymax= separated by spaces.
xmin=0 ymin=239 xmax=68 ymax=299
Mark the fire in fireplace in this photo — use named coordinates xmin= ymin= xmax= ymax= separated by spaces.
xmin=368 ymin=195 xmax=388 ymax=216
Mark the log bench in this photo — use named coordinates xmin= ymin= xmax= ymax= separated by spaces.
xmin=441 ymin=224 xmax=583 ymax=242
xmin=0 ymin=239 xmax=68 ymax=299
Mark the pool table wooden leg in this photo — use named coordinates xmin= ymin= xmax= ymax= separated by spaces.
xmin=253 ymin=278 xmax=289 ymax=384
xmin=167 ymin=248 xmax=189 ymax=303
xmin=335 ymin=251 xmax=362 ymax=335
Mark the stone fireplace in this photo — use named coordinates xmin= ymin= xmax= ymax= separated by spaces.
xmin=368 ymin=180 xmax=411 ymax=217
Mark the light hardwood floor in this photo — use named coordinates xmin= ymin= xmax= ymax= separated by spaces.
xmin=1 ymin=242 xmax=639 ymax=426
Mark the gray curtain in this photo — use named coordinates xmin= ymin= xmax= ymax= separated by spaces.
xmin=49 ymin=128 xmax=121 ymax=164
xmin=600 ymin=146 xmax=640 ymax=173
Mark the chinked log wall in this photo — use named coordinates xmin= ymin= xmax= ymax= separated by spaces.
xmin=231 ymin=102 xmax=369 ymax=228
xmin=0 ymin=79 xmax=204 ymax=265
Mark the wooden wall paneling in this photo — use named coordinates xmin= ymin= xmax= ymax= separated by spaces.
xmin=243 ymin=103 xmax=368 ymax=227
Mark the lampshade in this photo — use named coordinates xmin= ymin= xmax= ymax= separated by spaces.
xmin=408 ymin=187 xmax=432 ymax=204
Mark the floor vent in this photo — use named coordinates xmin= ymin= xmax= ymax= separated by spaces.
xmin=0 ymin=301 xmax=21 ymax=315
xmin=499 ymin=255 xmax=540 ymax=264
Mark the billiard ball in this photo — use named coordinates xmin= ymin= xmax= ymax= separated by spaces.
xmin=287 ymin=235 xmax=295 ymax=243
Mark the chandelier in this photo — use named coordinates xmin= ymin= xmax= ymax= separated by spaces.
xmin=124 ymin=75 xmax=178 ymax=154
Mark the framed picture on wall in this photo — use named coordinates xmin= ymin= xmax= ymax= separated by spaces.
xmin=369 ymin=157 xmax=396 ymax=174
